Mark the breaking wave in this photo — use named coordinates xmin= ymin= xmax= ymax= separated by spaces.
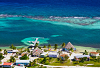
xmin=1 ymin=14 xmax=100 ymax=29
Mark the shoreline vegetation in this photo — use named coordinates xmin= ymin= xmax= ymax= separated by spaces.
xmin=0 ymin=45 xmax=98 ymax=52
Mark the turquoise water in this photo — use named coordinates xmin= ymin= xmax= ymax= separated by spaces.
xmin=0 ymin=2 xmax=100 ymax=48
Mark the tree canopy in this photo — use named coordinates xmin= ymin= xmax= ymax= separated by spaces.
xmin=0 ymin=49 xmax=2 ymax=52
xmin=48 ymin=44 xmax=51 ymax=49
xmin=34 ymin=43 xmax=38 ymax=49
xmin=10 ymin=44 xmax=16 ymax=50
xmin=43 ymin=45 xmax=46 ymax=48
xmin=62 ymin=43 xmax=65 ymax=48
xmin=0 ymin=53 xmax=4 ymax=62
xmin=10 ymin=56 xmax=15 ymax=62
xmin=83 ymin=50 xmax=88 ymax=55
xmin=42 ymin=57 xmax=47 ymax=63
xmin=4 ymin=49 xmax=7 ymax=55
xmin=96 ymin=50 xmax=100 ymax=54
xmin=54 ymin=44 xmax=58 ymax=50
xmin=20 ymin=54 xmax=29 ymax=60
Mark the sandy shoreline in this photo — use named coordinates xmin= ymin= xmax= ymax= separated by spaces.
xmin=74 ymin=45 xmax=99 ymax=53
xmin=0 ymin=45 xmax=99 ymax=53
xmin=0 ymin=45 xmax=28 ymax=49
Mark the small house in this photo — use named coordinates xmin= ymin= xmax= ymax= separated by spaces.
xmin=16 ymin=60 xmax=30 ymax=66
xmin=21 ymin=52 xmax=28 ymax=56
xmin=90 ymin=52 xmax=99 ymax=57
xmin=48 ymin=51 xmax=58 ymax=58
xmin=2 ymin=63 xmax=13 ymax=68
xmin=60 ymin=54 xmax=68 ymax=60
xmin=7 ymin=50 xmax=18 ymax=53
xmin=32 ymin=47 xmax=43 ymax=57
xmin=74 ymin=55 xmax=90 ymax=61
xmin=62 ymin=42 xmax=76 ymax=51
xmin=41 ymin=52 xmax=48 ymax=57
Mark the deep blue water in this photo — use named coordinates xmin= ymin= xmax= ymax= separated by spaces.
xmin=0 ymin=0 xmax=100 ymax=48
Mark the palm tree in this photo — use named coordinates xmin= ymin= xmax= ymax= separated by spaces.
xmin=54 ymin=44 xmax=58 ymax=50
xmin=0 ymin=49 xmax=2 ymax=53
xmin=69 ymin=48 xmax=74 ymax=52
xmin=43 ymin=45 xmax=46 ymax=48
xmin=10 ymin=56 xmax=15 ymax=62
xmin=29 ymin=61 xmax=33 ymax=66
xmin=4 ymin=49 xmax=7 ymax=55
xmin=0 ymin=53 xmax=4 ymax=62
xmin=27 ymin=48 xmax=30 ymax=53
xmin=35 ymin=43 xmax=38 ymax=47
xmin=34 ymin=43 xmax=38 ymax=49
xmin=58 ymin=50 xmax=62 ymax=56
xmin=83 ymin=50 xmax=88 ymax=55
xmin=62 ymin=43 xmax=65 ymax=48
xmin=10 ymin=44 xmax=16 ymax=50
xmin=33 ymin=59 xmax=36 ymax=64
xmin=0 ymin=49 xmax=2 ymax=52
xmin=48 ymin=44 xmax=51 ymax=49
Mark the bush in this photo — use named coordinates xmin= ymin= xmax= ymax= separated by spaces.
xmin=44 ymin=62 xmax=49 ymax=65
xmin=20 ymin=54 xmax=29 ymax=60
xmin=10 ymin=56 xmax=15 ymax=63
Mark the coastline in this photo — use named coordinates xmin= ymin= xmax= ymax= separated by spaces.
xmin=0 ymin=45 xmax=28 ymax=49
xmin=74 ymin=45 xmax=99 ymax=53
xmin=0 ymin=45 xmax=98 ymax=52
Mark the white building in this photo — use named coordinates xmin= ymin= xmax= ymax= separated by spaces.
xmin=48 ymin=51 xmax=58 ymax=58
xmin=41 ymin=52 xmax=48 ymax=57
xmin=90 ymin=52 xmax=99 ymax=56
xmin=7 ymin=50 xmax=18 ymax=53
xmin=16 ymin=60 xmax=30 ymax=66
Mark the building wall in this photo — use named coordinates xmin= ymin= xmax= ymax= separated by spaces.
xmin=90 ymin=53 xmax=99 ymax=56
xmin=49 ymin=55 xmax=57 ymax=58
xmin=3 ymin=65 xmax=11 ymax=67
xmin=16 ymin=63 xmax=28 ymax=65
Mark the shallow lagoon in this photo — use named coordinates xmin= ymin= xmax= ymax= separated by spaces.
xmin=0 ymin=2 xmax=100 ymax=48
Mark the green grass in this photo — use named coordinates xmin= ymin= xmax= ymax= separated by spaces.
xmin=0 ymin=62 xmax=2 ymax=64
xmin=28 ymin=66 xmax=46 ymax=68
xmin=38 ymin=57 xmax=100 ymax=67
xmin=49 ymin=59 xmax=74 ymax=66
xmin=39 ymin=57 xmax=74 ymax=66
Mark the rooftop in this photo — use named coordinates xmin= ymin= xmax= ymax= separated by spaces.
xmin=60 ymin=54 xmax=68 ymax=57
xmin=16 ymin=60 xmax=30 ymax=63
xmin=32 ymin=47 xmax=43 ymax=55
xmin=3 ymin=63 xmax=12 ymax=65
xmin=48 ymin=52 xmax=58 ymax=55
xmin=90 ymin=52 xmax=99 ymax=54
xmin=75 ymin=55 xmax=90 ymax=58
xmin=64 ymin=42 xmax=74 ymax=49
xmin=41 ymin=52 xmax=48 ymax=55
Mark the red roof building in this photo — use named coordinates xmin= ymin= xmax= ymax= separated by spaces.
xmin=60 ymin=54 xmax=68 ymax=57
xmin=2 ymin=63 xmax=13 ymax=68
xmin=90 ymin=52 xmax=99 ymax=56
xmin=90 ymin=52 xmax=99 ymax=54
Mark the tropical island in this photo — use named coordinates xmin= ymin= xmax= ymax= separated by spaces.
xmin=0 ymin=39 xmax=100 ymax=68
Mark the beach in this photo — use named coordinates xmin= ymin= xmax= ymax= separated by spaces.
xmin=0 ymin=45 xmax=98 ymax=53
